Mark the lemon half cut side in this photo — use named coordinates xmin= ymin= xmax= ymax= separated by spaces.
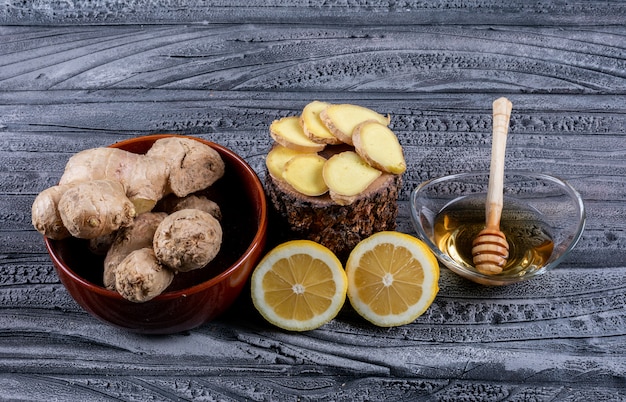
xmin=345 ymin=231 xmax=439 ymax=327
xmin=251 ymin=240 xmax=347 ymax=332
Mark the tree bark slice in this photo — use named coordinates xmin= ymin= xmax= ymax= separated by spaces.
xmin=265 ymin=169 xmax=401 ymax=261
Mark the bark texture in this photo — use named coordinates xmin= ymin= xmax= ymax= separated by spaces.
xmin=266 ymin=170 xmax=401 ymax=261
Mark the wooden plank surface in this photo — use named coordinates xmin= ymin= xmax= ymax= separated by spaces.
xmin=1 ymin=2 xmax=625 ymax=400
xmin=2 ymin=0 xmax=626 ymax=26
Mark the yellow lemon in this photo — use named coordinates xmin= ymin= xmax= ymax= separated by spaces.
xmin=345 ymin=231 xmax=439 ymax=327
xmin=251 ymin=240 xmax=347 ymax=331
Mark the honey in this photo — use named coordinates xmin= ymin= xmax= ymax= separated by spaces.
xmin=433 ymin=195 xmax=554 ymax=277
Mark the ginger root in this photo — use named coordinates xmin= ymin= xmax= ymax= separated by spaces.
xmin=31 ymin=136 xmax=231 ymax=303
xmin=60 ymin=147 xmax=169 ymax=214
xmin=146 ymin=137 xmax=225 ymax=198
xmin=153 ymin=209 xmax=222 ymax=272
xmin=103 ymin=212 xmax=167 ymax=290
xmin=107 ymin=204 xmax=223 ymax=299
xmin=60 ymin=138 xmax=226 ymax=212
xmin=31 ymin=184 xmax=73 ymax=240
xmin=33 ymin=137 xmax=226 ymax=241
xmin=157 ymin=194 xmax=222 ymax=221
xmin=58 ymin=179 xmax=136 ymax=239
xmin=115 ymin=248 xmax=175 ymax=303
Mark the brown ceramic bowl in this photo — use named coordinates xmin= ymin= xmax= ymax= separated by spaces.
xmin=44 ymin=134 xmax=268 ymax=334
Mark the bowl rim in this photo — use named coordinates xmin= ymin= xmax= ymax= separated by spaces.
xmin=45 ymin=134 xmax=268 ymax=301
xmin=410 ymin=170 xmax=586 ymax=284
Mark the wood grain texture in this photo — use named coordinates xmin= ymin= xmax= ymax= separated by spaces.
xmin=2 ymin=0 xmax=626 ymax=26
xmin=1 ymin=2 xmax=625 ymax=400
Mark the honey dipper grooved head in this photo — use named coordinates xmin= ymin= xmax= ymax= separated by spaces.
xmin=472 ymin=228 xmax=509 ymax=275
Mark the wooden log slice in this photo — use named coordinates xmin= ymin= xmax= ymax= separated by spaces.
xmin=265 ymin=167 xmax=401 ymax=262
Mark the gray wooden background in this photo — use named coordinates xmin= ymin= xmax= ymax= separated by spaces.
xmin=1 ymin=1 xmax=625 ymax=400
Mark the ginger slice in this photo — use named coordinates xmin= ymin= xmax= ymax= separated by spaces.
xmin=319 ymin=104 xmax=390 ymax=145
xmin=323 ymin=151 xmax=382 ymax=203
xmin=353 ymin=121 xmax=406 ymax=174
xmin=282 ymin=153 xmax=329 ymax=197
xmin=270 ymin=116 xmax=326 ymax=153
xmin=265 ymin=144 xmax=305 ymax=180
xmin=300 ymin=101 xmax=342 ymax=145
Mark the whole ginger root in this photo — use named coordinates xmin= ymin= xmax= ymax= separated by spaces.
xmin=153 ymin=209 xmax=222 ymax=272
xmin=31 ymin=136 xmax=228 ymax=303
xmin=32 ymin=137 xmax=226 ymax=241
xmin=115 ymin=248 xmax=175 ymax=303
xmin=147 ymin=137 xmax=225 ymax=197
xmin=32 ymin=148 xmax=167 ymax=240
xmin=103 ymin=212 xmax=167 ymax=290
xmin=107 ymin=206 xmax=223 ymax=299
xmin=105 ymin=201 xmax=223 ymax=299
xmin=31 ymin=184 xmax=73 ymax=240
xmin=60 ymin=147 xmax=170 ymax=214
xmin=58 ymin=179 xmax=136 ymax=239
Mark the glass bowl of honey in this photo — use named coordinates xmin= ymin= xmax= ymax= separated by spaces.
xmin=410 ymin=171 xmax=586 ymax=286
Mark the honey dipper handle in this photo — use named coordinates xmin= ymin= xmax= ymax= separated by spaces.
xmin=485 ymin=97 xmax=513 ymax=229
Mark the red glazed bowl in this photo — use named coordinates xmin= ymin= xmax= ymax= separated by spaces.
xmin=44 ymin=134 xmax=268 ymax=334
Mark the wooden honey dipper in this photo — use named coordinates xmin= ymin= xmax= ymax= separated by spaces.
xmin=472 ymin=97 xmax=513 ymax=275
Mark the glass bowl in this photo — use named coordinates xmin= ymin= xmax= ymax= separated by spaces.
xmin=410 ymin=171 xmax=586 ymax=286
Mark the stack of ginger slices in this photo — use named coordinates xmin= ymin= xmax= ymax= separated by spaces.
xmin=264 ymin=101 xmax=407 ymax=261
